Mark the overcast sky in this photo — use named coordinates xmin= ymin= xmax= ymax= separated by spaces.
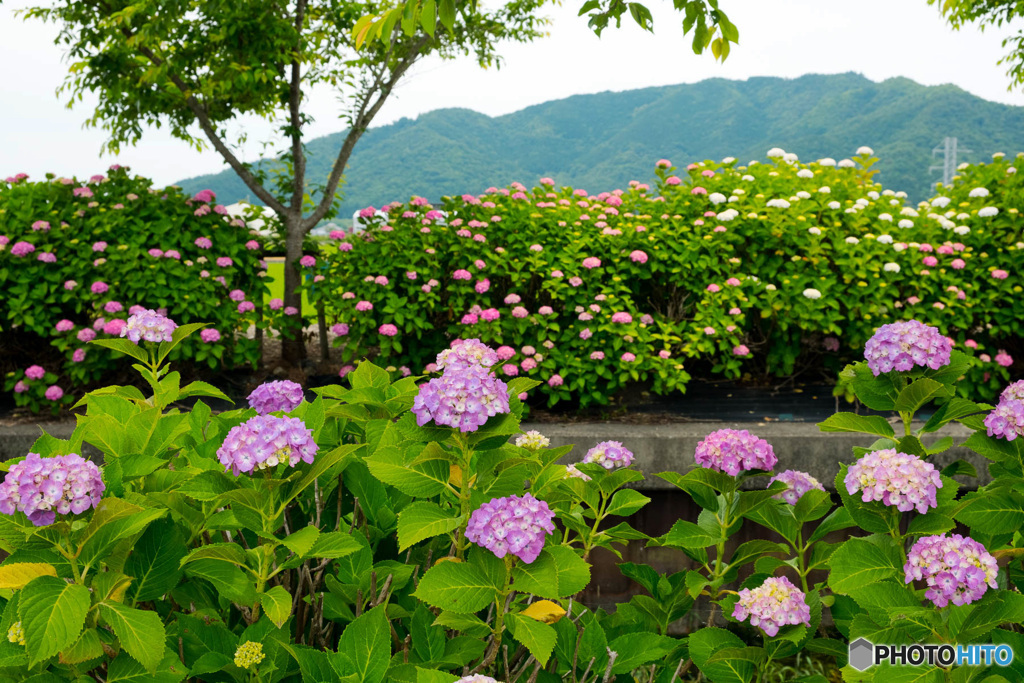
xmin=3 ymin=0 xmax=1023 ymax=186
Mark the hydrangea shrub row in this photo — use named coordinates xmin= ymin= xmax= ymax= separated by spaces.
xmin=0 ymin=167 xmax=276 ymax=412
xmin=310 ymin=148 xmax=1022 ymax=407
xmin=0 ymin=315 xmax=1019 ymax=680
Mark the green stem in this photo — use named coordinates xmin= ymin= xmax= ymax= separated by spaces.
xmin=251 ymin=545 xmax=272 ymax=623
xmin=794 ymin=531 xmax=810 ymax=594
xmin=712 ymin=492 xmax=734 ymax=582
xmin=456 ymin=434 xmax=473 ymax=560
xmin=582 ymin=492 xmax=609 ymax=561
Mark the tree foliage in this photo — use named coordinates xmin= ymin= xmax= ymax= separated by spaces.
xmin=931 ymin=0 xmax=1024 ymax=90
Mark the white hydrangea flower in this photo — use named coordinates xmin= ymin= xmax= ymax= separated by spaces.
xmin=722 ymin=156 xmax=736 ymax=164
xmin=818 ymin=186 xmax=831 ymax=194
xmin=808 ymin=227 xmax=822 ymax=235
xmin=856 ymin=198 xmax=870 ymax=207
xmin=893 ymin=243 xmax=907 ymax=252
xmin=797 ymin=169 xmax=814 ymax=179
xmin=857 ymin=146 xmax=874 ymax=155
xmin=845 ymin=208 xmax=858 ymax=214
xmin=954 ymin=226 xmax=971 ymax=235
xmin=747 ymin=212 xmax=759 ymax=218
xmin=890 ymin=199 xmax=902 ymax=206
xmin=709 ymin=192 xmax=727 ymax=205
xmin=845 ymin=236 xmax=860 ymax=244
xmin=1008 ymin=167 xmax=1017 ymax=175
xmin=838 ymin=159 xmax=855 ymax=168
xmin=895 ymin=191 xmax=908 ymax=199
xmin=884 ymin=262 xmax=901 ymax=273
xmin=993 ymin=152 xmax=1005 ymax=159
xmin=900 ymin=208 xmax=919 ymax=217
xmin=766 ymin=198 xmax=791 ymax=209
xmin=733 ymin=188 xmax=746 ymax=195
xmin=957 ymin=213 xmax=971 ymax=220
xmin=938 ymin=218 xmax=955 ymax=230
xmin=783 ymin=153 xmax=799 ymax=164
xmin=767 ymin=147 xmax=786 ymax=158
xmin=796 ymin=191 xmax=811 ymax=199
xmin=717 ymin=209 xmax=739 ymax=222
xmin=978 ymin=207 xmax=999 ymax=218
xmin=769 ymin=171 xmax=779 ymax=177
xmin=957 ymin=162 xmax=970 ymax=171
xmin=748 ymin=161 xmax=760 ymax=167
xmin=742 ymin=174 xmax=755 ymax=182
xmin=867 ymin=191 xmax=880 ymax=200
xmin=931 ymin=196 xmax=951 ymax=208
xmin=803 ymin=288 xmax=822 ymax=299
xmin=817 ymin=158 xmax=837 ymax=167
xmin=828 ymin=201 xmax=841 ymax=210
xmin=882 ymin=190 xmax=896 ymax=197
xmin=879 ymin=213 xmax=893 ymax=222
xmin=968 ymin=187 xmax=990 ymax=198
xmin=728 ymin=196 xmax=739 ymax=202
xmin=877 ymin=234 xmax=893 ymax=244
xmin=766 ymin=284 xmax=777 ymax=291
xmin=898 ymin=219 xmax=914 ymax=229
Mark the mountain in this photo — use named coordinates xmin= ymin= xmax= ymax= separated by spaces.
xmin=175 ymin=73 xmax=1024 ymax=214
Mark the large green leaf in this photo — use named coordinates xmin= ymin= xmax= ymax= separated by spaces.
xmin=689 ymin=627 xmax=754 ymax=683
xmin=365 ymin=446 xmax=450 ymax=498
xmin=125 ymin=518 xmax=186 ymax=602
xmin=184 ymin=558 xmax=257 ymax=605
xmin=955 ymin=488 xmax=1024 ymax=534
xmin=99 ymin=601 xmax=167 ymax=673
xmin=335 ymin=605 xmax=391 ymax=683
xmin=397 ymin=502 xmax=463 ymax=551
xmin=413 ymin=561 xmax=498 ymax=613
xmin=607 ymin=632 xmax=678 ymax=674
xmin=818 ymin=413 xmax=895 ymax=439
xmin=18 ymin=576 xmax=90 ymax=666
xmin=605 ymin=488 xmax=651 ymax=517
xmin=505 ymin=613 xmax=556 ymax=665
xmin=105 ymin=648 xmax=188 ymax=682
xmin=260 ymin=585 xmax=292 ymax=628
xmin=894 ymin=378 xmax=948 ymax=414
xmin=828 ymin=537 xmax=902 ymax=595
xmin=511 ymin=546 xmax=591 ymax=599
xmin=76 ymin=498 xmax=167 ymax=567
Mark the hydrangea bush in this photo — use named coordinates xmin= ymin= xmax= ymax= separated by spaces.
xmin=310 ymin=149 xmax=1022 ymax=407
xmin=0 ymin=321 xmax=1019 ymax=682
xmin=0 ymin=167 xmax=274 ymax=411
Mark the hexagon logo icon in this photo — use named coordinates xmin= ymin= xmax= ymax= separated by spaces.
xmin=849 ymin=638 xmax=875 ymax=671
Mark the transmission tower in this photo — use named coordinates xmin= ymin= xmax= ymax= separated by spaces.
xmin=930 ymin=137 xmax=971 ymax=188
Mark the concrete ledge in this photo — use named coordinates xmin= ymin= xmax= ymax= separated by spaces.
xmin=0 ymin=421 xmax=85 ymax=461
xmin=522 ymin=420 xmax=984 ymax=490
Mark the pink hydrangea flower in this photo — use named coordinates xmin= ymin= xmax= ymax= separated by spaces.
xmin=31 ymin=220 xmax=50 ymax=232
xmin=237 ymin=301 xmax=255 ymax=313
xmin=356 ymin=301 xmax=373 ymax=312
xmin=200 ymin=329 xmax=221 ymax=343
xmin=195 ymin=237 xmax=212 ymax=249
xmin=72 ymin=348 xmax=86 ymax=362
xmin=733 ymin=345 xmax=750 ymax=356
xmin=216 ymin=257 xmax=233 ymax=268
xmin=538 ymin=306 xmax=554 ymax=315
xmin=621 ymin=352 xmax=636 ymax=362
xmin=300 ymin=255 xmax=316 ymax=267
xmin=732 ymin=576 xmax=810 ymax=637
xmin=548 ymin=374 xmax=564 ymax=387
xmin=284 ymin=306 xmax=298 ymax=315
xmin=582 ymin=257 xmax=601 ymax=269
xmin=695 ymin=428 xmax=776 ymax=475
xmin=992 ymin=269 xmax=1009 ymax=280
xmin=379 ymin=324 xmax=398 ymax=336
xmin=706 ymin=283 xmax=720 ymax=293
xmin=996 ymin=351 xmax=1013 ymax=367
xmin=55 ymin=319 xmax=74 ymax=333
xmin=481 ymin=308 xmax=500 ymax=322
xmin=845 ymin=449 xmax=941 ymax=513
xmin=11 ymin=242 xmax=35 ymax=257
xmin=269 ymin=298 xmax=283 ymax=311
xmin=77 ymin=328 xmax=96 ymax=343
xmin=611 ymin=312 xmax=633 ymax=324
xmin=629 ymin=250 xmax=648 ymax=264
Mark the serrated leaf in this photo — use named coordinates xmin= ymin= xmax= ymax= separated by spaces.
xmin=397 ymin=502 xmax=463 ymax=551
xmin=0 ymin=562 xmax=57 ymax=589
xmin=511 ymin=546 xmax=590 ymax=598
xmin=19 ymin=577 xmax=90 ymax=666
xmin=413 ymin=561 xmax=497 ymax=613
xmin=261 ymin=585 xmax=292 ymax=628
xmin=100 ymin=601 xmax=167 ymax=673
xmin=520 ymin=599 xmax=566 ymax=624
xmin=506 ymin=613 xmax=556 ymax=665
xmin=818 ymin=413 xmax=895 ymax=438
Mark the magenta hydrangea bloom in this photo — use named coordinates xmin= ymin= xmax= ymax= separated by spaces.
xmin=121 ymin=309 xmax=177 ymax=344
xmin=91 ymin=282 xmax=109 ymax=294
xmin=732 ymin=576 xmax=811 ymax=637
xmin=611 ymin=312 xmax=633 ymax=324
xmin=217 ymin=415 xmax=318 ymax=476
xmin=45 ymin=386 xmax=64 ymax=401
xmin=864 ymin=320 xmax=953 ymax=376
xmin=695 ymin=429 xmax=777 ymax=475
xmin=412 ymin=365 xmax=510 ymax=433
xmin=11 ymin=241 xmax=35 ymax=257
xmin=25 ymin=365 xmax=45 ymax=381
xmin=582 ymin=441 xmax=634 ymax=470
xmin=454 ymin=676 xmax=500 ymax=683
xmin=0 ymin=453 xmax=104 ymax=526
xmin=845 ymin=449 xmax=941 ymax=513
xmin=436 ymin=339 xmax=500 ymax=372
xmin=55 ymin=319 xmax=74 ymax=333
xmin=769 ymin=470 xmax=825 ymax=505
xmin=248 ymin=380 xmax=304 ymax=415
xmin=904 ymin=534 xmax=998 ymax=608
xmin=379 ymin=324 xmax=398 ymax=336
xmin=200 ymin=328 xmax=221 ymax=343
xmin=465 ymin=493 xmax=556 ymax=564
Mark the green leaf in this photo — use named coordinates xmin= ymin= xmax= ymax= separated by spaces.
xmin=939 ymin=460 xmax=977 ymax=479
xmin=955 ymin=488 xmax=1024 ymax=534
xmin=661 ymin=519 xmax=719 ymax=549
xmin=607 ymin=632 xmax=677 ymax=673
xmin=125 ymin=518 xmax=186 ymax=602
xmin=505 ymin=613 xmax=557 ymax=665
xmin=99 ymin=601 xmax=167 ymax=673
xmin=420 ymin=0 xmax=437 ymax=36
xmin=184 ymin=558 xmax=257 ymax=605
xmin=281 ymin=525 xmax=321 ymax=558
xmin=105 ymin=648 xmax=188 ymax=682
xmin=511 ymin=546 xmax=590 ymax=599
xmin=91 ymin=337 xmax=150 ymax=364
xmin=261 ymin=585 xmax=292 ymax=628
xmin=336 ymin=605 xmax=391 ymax=683
xmin=365 ymin=446 xmax=450 ymax=498
xmin=76 ymin=498 xmax=166 ymax=567
xmin=308 ymin=531 xmax=363 ymax=559
xmin=688 ymin=627 xmax=754 ymax=683
xmin=828 ymin=537 xmax=902 ymax=595
xmin=894 ymin=378 xmax=947 ymax=414
xmin=397 ymin=502 xmax=463 ymax=551
xmin=437 ymin=0 xmax=456 ymax=29
xmin=414 ymin=561 xmax=498 ymax=613
xmin=18 ymin=576 xmax=91 ymax=666
xmin=818 ymin=413 xmax=895 ymax=438
xmin=178 ymin=381 xmax=231 ymax=403
xmin=605 ymin=489 xmax=650 ymax=517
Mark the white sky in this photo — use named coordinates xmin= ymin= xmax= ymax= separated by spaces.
xmin=2 ymin=0 xmax=1023 ymax=186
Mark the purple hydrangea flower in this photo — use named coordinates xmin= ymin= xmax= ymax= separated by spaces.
xmin=248 ymin=380 xmax=304 ymax=415
xmin=24 ymin=365 xmax=45 ymax=381
xmin=1000 ymin=380 xmax=1024 ymax=402
xmin=200 ymin=329 xmax=221 ymax=343
xmin=844 ymin=449 xmax=941 ymax=513
xmin=0 ymin=453 xmax=104 ymax=526
xmin=454 ymin=677 xmax=500 ymax=683
xmin=465 ymin=493 xmax=556 ymax=564
xmin=732 ymin=576 xmax=811 ymax=637
xmin=864 ymin=320 xmax=952 ymax=375
xmin=412 ymin=365 xmax=510 ymax=433
xmin=904 ymin=534 xmax=998 ymax=608
xmin=216 ymin=415 xmax=318 ymax=476
xmin=695 ymin=428 xmax=777 ymax=475
xmin=769 ymin=470 xmax=825 ymax=505
xmin=985 ymin=398 xmax=1024 ymax=441
xmin=121 ymin=309 xmax=177 ymax=344
xmin=582 ymin=441 xmax=634 ymax=470
xmin=435 ymin=338 xmax=500 ymax=372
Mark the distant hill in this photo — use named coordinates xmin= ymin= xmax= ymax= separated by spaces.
xmin=176 ymin=73 xmax=1024 ymax=214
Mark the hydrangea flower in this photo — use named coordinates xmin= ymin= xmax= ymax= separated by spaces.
xmin=121 ymin=309 xmax=177 ymax=344
xmin=248 ymin=380 xmax=304 ymax=414
xmin=25 ymin=365 xmax=45 ymax=380
xmin=904 ymin=534 xmax=998 ymax=608
xmin=7 ymin=622 xmax=25 ymax=646
xmin=412 ymin=365 xmax=510 ymax=433
xmin=454 ymin=676 xmax=501 ymax=683
xmin=769 ymin=470 xmax=825 ymax=505
xmin=436 ymin=339 xmax=499 ymax=371
xmin=515 ymin=430 xmax=550 ymax=450
xmin=844 ymin=449 xmax=941 ymax=513
xmin=200 ymin=329 xmax=221 ymax=343
xmin=465 ymin=493 xmax=556 ymax=563
xmin=234 ymin=642 xmax=265 ymax=670
xmin=732 ymin=576 xmax=811 ymax=636
xmin=582 ymin=441 xmax=634 ymax=470
xmin=984 ymin=383 xmax=1024 ymax=441
xmin=0 ymin=453 xmax=105 ymax=526
xmin=864 ymin=320 xmax=952 ymax=375
xmin=695 ymin=429 xmax=776 ymax=475
xmin=217 ymin=415 xmax=318 ymax=476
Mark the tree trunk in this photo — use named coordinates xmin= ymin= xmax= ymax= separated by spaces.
xmin=282 ymin=214 xmax=307 ymax=366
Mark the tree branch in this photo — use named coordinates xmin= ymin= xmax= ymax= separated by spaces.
xmin=302 ymin=35 xmax=432 ymax=230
